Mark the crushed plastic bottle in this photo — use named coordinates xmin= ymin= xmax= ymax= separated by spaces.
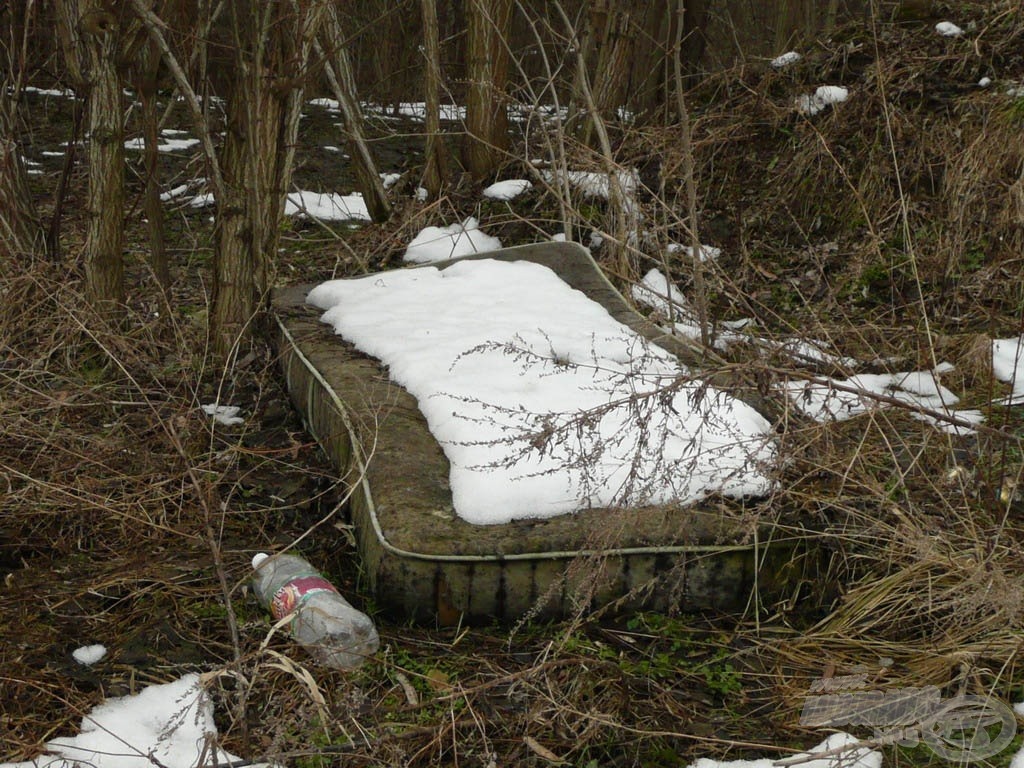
xmin=252 ymin=552 xmax=379 ymax=669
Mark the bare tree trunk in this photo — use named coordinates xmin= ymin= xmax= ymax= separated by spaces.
xmin=138 ymin=39 xmax=170 ymax=288
xmin=673 ymin=0 xmax=709 ymax=351
xmin=0 ymin=2 xmax=46 ymax=259
xmin=572 ymin=0 xmax=643 ymax=147
xmin=80 ymin=1 xmax=126 ymax=318
xmin=211 ymin=0 xmax=327 ymax=357
xmin=0 ymin=94 xmax=45 ymax=259
xmin=463 ymin=0 xmax=512 ymax=180
xmin=419 ymin=0 xmax=448 ymax=198
xmin=317 ymin=3 xmax=390 ymax=222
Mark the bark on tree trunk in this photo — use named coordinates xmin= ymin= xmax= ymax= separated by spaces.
xmin=463 ymin=0 xmax=512 ymax=180
xmin=420 ymin=0 xmax=448 ymax=198
xmin=81 ymin=2 xmax=126 ymax=318
xmin=0 ymin=1 xmax=46 ymax=259
xmin=138 ymin=40 xmax=170 ymax=288
xmin=0 ymin=83 xmax=45 ymax=259
xmin=211 ymin=0 xmax=327 ymax=358
xmin=317 ymin=3 xmax=390 ymax=223
xmin=572 ymin=0 xmax=642 ymax=147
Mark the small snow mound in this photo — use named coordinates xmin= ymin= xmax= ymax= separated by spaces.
xmin=286 ymin=190 xmax=370 ymax=222
xmin=796 ymin=86 xmax=849 ymax=116
xmin=936 ymin=21 xmax=964 ymax=37
xmin=667 ymin=242 xmax=722 ymax=262
xmin=689 ymin=732 xmax=880 ymax=768
xmin=72 ymin=644 xmax=107 ymax=666
xmin=201 ymin=403 xmax=244 ymax=426
xmin=8 ymin=674 xmax=246 ymax=768
xmin=771 ymin=51 xmax=801 ymax=69
xmin=482 ymin=179 xmax=532 ymax=201
xmin=403 ymin=217 xmax=502 ymax=263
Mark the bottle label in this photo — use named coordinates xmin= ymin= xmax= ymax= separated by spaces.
xmin=270 ymin=575 xmax=340 ymax=621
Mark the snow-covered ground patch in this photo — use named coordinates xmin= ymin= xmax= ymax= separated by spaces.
xmin=309 ymin=96 xmax=340 ymax=110
xmin=23 ymin=86 xmax=75 ymax=98
xmin=992 ymin=336 xmax=1024 ymax=403
xmin=556 ymin=168 xmax=639 ymax=200
xmin=308 ymin=259 xmax=776 ymax=524
xmin=784 ymin=369 xmax=982 ymax=435
xmin=936 ymin=21 xmax=964 ymax=37
xmin=201 ymin=403 xmax=244 ymax=426
xmin=286 ymin=190 xmax=370 ymax=222
xmin=124 ymin=136 xmax=200 ymax=153
xmin=71 ymin=644 xmax=106 ymax=666
xmin=403 ymin=217 xmax=502 ymax=263
xmin=0 ymin=674 xmax=247 ymax=768
xmin=667 ymin=242 xmax=722 ymax=263
xmin=771 ymin=51 xmax=802 ymax=69
xmin=689 ymin=732 xmax=880 ymax=768
xmin=159 ymin=184 xmax=192 ymax=202
xmin=796 ymin=86 xmax=849 ymax=116
xmin=631 ymin=269 xmax=740 ymax=352
xmin=483 ymin=179 xmax=532 ymax=200
xmin=364 ymin=101 xmax=465 ymax=121
xmin=177 ymin=188 xmax=369 ymax=222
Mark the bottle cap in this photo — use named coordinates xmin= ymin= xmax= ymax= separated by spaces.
xmin=252 ymin=553 xmax=269 ymax=569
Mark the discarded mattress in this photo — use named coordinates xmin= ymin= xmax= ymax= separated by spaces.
xmin=272 ymin=242 xmax=804 ymax=623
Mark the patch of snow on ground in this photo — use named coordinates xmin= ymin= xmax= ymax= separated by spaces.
xmin=72 ymin=644 xmax=107 ymax=665
xmin=632 ymin=269 xmax=740 ymax=351
xmin=286 ymin=190 xmax=370 ymax=222
xmin=796 ymin=86 xmax=849 ymax=116
xmin=0 ymin=674 xmax=246 ymax=768
xmin=689 ymin=732 xmax=880 ymax=768
xmin=364 ymin=102 xmax=465 ymax=121
xmin=784 ymin=369 xmax=982 ymax=435
xmin=936 ymin=21 xmax=964 ymax=37
xmin=124 ymin=136 xmax=200 ymax=153
xmin=632 ymin=269 xmax=691 ymax=320
xmin=557 ymin=168 xmax=639 ymax=200
xmin=667 ymin=242 xmax=722 ymax=262
xmin=632 ymin=270 xmax=862 ymax=366
xmin=482 ymin=179 xmax=532 ymax=200
xmin=403 ymin=217 xmax=502 ymax=263
xmin=23 ymin=86 xmax=75 ymax=98
xmin=992 ymin=336 xmax=1024 ymax=403
xmin=201 ymin=403 xmax=244 ymax=426
xmin=308 ymin=260 xmax=776 ymax=524
xmin=771 ymin=51 xmax=802 ymax=69
xmin=159 ymin=184 xmax=191 ymax=202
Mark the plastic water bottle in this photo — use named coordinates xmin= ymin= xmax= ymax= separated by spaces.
xmin=252 ymin=552 xmax=379 ymax=669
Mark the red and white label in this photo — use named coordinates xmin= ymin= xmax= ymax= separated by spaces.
xmin=270 ymin=576 xmax=339 ymax=621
